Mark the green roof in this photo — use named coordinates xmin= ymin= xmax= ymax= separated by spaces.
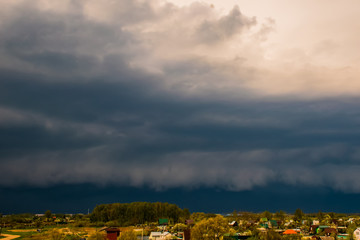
xmin=159 ymin=218 xmax=169 ymax=225
xmin=337 ymin=235 xmax=348 ymax=240
xmin=259 ymin=223 xmax=269 ymax=228
xmin=270 ymin=220 xmax=278 ymax=227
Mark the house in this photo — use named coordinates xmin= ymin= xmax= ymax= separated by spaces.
xmin=284 ymin=220 xmax=293 ymax=227
xmin=337 ymin=234 xmax=348 ymax=240
xmin=313 ymin=220 xmax=320 ymax=225
xmin=283 ymin=229 xmax=298 ymax=235
xmin=150 ymin=232 xmax=162 ymax=240
xmin=185 ymin=219 xmax=194 ymax=226
xmin=158 ymin=219 xmax=169 ymax=231
xmin=269 ymin=220 xmax=278 ymax=228
xmin=317 ymin=226 xmax=330 ymax=234
xmin=354 ymin=228 xmax=360 ymax=240
xmin=149 ymin=232 xmax=172 ymax=240
xmin=247 ymin=220 xmax=256 ymax=226
xmin=310 ymin=225 xmax=319 ymax=235
xmin=337 ymin=226 xmax=347 ymax=234
xmin=259 ymin=223 xmax=269 ymax=229
xmin=324 ymin=228 xmax=337 ymax=236
xmin=347 ymin=218 xmax=356 ymax=224
xmin=229 ymin=221 xmax=239 ymax=227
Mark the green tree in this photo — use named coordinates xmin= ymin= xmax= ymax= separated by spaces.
xmin=191 ymin=215 xmax=230 ymax=240
xmin=317 ymin=211 xmax=324 ymax=223
xmin=262 ymin=211 xmax=272 ymax=220
xmin=240 ymin=212 xmax=254 ymax=221
xmin=90 ymin=202 xmax=187 ymax=226
xmin=293 ymin=209 xmax=304 ymax=223
xmin=259 ymin=229 xmax=282 ymax=240
xmin=231 ymin=210 xmax=239 ymax=221
xmin=191 ymin=212 xmax=207 ymax=222
xmin=180 ymin=208 xmax=191 ymax=222
xmin=275 ymin=210 xmax=285 ymax=221
xmin=326 ymin=212 xmax=336 ymax=224
xmin=45 ymin=210 xmax=52 ymax=219
xmin=172 ymin=223 xmax=188 ymax=233
xmin=347 ymin=223 xmax=357 ymax=240
xmin=120 ymin=230 xmax=137 ymax=240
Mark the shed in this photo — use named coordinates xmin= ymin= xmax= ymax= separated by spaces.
xmin=102 ymin=227 xmax=120 ymax=240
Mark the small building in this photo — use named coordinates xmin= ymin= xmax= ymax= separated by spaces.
xmin=259 ymin=223 xmax=269 ymax=229
xmin=354 ymin=228 xmax=360 ymax=240
xmin=269 ymin=220 xmax=278 ymax=228
xmin=317 ymin=226 xmax=331 ymax=234
xmin=337 ymin=234 xmax=349 ymax=240
xmin=337 ymin=226 xmax=347 ymax=234
xmin=185 ymin=219 xmax=194 ymax=226
xmin=313 ymin=220 xmax=320 ymax=225
xmin=150 ymin=232 xmax=162 ymax=240
xmin=229 ymin=221 xmax=239 ymax=227
xmin=324 ymin=228 xmax=337 ymax=236
xmin=347 ymin=218 xmax=356 ymax=224
xmin=310 ymin=225 xmax=320 ymax=235
xmin=149 ymin=231 xmax=172 ymax=240
xmin=283 ymin=229 xmax=298 ymax=235
xmin=102 ymin=227 xmax=120 ymax=240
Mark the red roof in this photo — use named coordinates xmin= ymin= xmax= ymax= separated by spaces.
xmin=283 ymin=229 xmax=298 ymax=235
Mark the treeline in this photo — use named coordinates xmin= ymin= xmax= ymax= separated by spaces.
xmin=90 ymin=202 xmax=190 ymax=226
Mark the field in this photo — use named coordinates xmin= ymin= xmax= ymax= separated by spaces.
xmin=1 ymin=227 xmax=98 ymax=240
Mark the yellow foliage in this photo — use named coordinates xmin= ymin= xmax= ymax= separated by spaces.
xmin=191 ymin=215 xmax=230 ymax=240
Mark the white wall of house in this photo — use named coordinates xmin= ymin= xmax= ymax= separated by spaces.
xmin=353 ymin=228 xmax=360 ymax=240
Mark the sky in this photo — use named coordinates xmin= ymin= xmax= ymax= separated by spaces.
xmin=1 ymin=0 xmax=360 ymax=214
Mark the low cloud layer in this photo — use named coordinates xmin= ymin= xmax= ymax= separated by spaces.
xmin=1 ymin=0 xmax=360 ymax=193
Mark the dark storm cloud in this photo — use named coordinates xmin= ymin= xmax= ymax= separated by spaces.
xmin=1 ymin=0 xmax=360 ymax=193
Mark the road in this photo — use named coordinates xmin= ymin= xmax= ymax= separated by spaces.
xmin=0 ymin=234 xmax=20 ymax=240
